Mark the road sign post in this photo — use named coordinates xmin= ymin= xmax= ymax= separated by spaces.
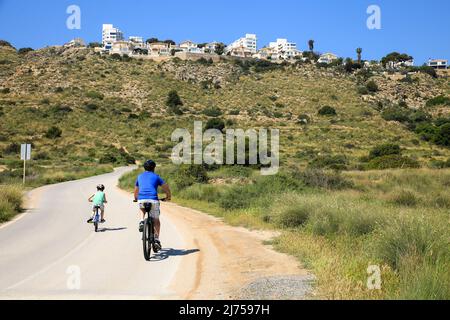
xmin=20 ymin=144 xmax=31 ymax=185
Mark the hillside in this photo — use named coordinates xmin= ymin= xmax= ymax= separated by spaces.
xmin=0 ymin=43 xmax=449 ymax=181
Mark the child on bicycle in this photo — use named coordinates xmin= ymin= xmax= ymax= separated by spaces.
xmin=87 ymin=184 xmax=107 ymax=224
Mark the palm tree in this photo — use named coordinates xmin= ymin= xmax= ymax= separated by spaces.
xmin=356 ymin=48 xmax=362 ymax=64
xmin=308 ymin=39 xmax=315 ymax=52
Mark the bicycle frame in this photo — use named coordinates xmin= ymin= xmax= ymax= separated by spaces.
xmin=93 ymin=205 xmax=101 ymax=233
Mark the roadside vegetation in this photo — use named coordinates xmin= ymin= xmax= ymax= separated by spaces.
xmin=0 ymin=185 xmax=22 ymax=222
xmin=120 ymin=165 xmax=450 ymax=300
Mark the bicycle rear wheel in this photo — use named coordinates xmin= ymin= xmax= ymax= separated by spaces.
xmin=143 ymin=219 xmax=152 ymax=261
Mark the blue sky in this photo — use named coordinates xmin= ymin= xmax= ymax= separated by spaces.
xmin=0 ymin=0 xmax=449 ymax=64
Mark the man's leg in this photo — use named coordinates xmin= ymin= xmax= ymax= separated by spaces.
xmin=139 ymin=208 xmax=146 ymax=232
xmin=154 ymin=218 xmax=161 ymax=239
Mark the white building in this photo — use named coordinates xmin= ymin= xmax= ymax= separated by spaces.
xmin=427 ymin=59 xmax=448 ymax=69
xmin=253 ymin=47 xmax=276 ymax=60
xmin=64 ymin=38 xmax=86 ymax=48
xmin=386 ymin=59 xmax=414 ymax=70
xmin=318 ymin=53 xmax=339 ymax=64
xmin=203 ymin=42 xmax=221 ymax=54
xmin=102 ymin=24 xmax=124 ymax=51
xmin=110 ymin=41 xmax=133 ymax=56
xmin=129 ymin=36 xmax=146 ymax=49
xmin=225 ymin=34 xmax=257 ymax=56
xmin=179 ymin=40 xmax=203 ymax=53
xmin=268 ymin=38 xmax=300 ymax=60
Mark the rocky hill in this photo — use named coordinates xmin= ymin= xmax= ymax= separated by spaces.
xmin=0 ymin=43 xmax=449 ymax=174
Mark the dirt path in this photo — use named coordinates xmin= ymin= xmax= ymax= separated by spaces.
xmin=163 ymin=203 xmax=311 ymax=300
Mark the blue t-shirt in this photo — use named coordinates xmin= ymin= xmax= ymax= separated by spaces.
xmin=135 ymin=172 xmax=165 ymax=201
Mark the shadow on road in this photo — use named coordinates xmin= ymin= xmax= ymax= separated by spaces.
xmin=99 ymin=227 xmax=128 ymax=233
xmin=151 ymin=248 xmax=200 ymax=262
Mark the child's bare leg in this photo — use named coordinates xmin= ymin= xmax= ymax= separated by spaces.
xmin=101 ymin=208 xmax=105 ymax=220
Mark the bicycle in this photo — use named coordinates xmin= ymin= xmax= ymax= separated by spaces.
xmin=134 ymin=199 xmax=166 ymax=261
xmin=92 ymin=205 xmax=101 ymax=233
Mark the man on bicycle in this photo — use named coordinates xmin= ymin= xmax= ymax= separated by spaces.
xmin=134 ymin=160 xmax=171 ymax=251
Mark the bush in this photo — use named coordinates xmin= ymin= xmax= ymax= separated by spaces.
xmin=166 ymin=90 xmax=184 ymax=115
xmin=294 ymin=169 xmax=354 ymax=190
xmin=0 ymin=185 xmax=22 ymax=222
xmin=84 ymin=103 xmax=98 ymax=112
xmin=17 ymin=47 xmax=34 ymax=55
xmin=45 ymin=126 xmax=62 ymax=139
xmin=318 ymin=106 xmax=337 ymax=116
xmin=205 ymin=118 xmax=225 ymax=131
xmin=0 ymin=40 xmax=14 ymax=48
xmin=4 ymin=143 xmax=20 ymax=154
xmin=272 ymin=197 xmax=311 ymax=228
xmin=309 ymin=154 xmax=348 ymax=171
xmin=366 ymin=155 xmax=420 ymax=170
xmin=202 ymin=107 xmax=223 ymax=117
xmin=86 ymin=91 xmax=104 ymax=100
xmin=426 ymin=95 xmax=450 ymax=107
xmin=357 ymin=86 xmax=369 ymax=95
xmin=0 ymin=88 xmax=10 ymax=94
xmin=170 ymin=165 xmax=209 ymax=190
xmin=297 ymin=114 xmax=311 ymax=125
xmin=366 ymin=80 xmax=379 ymax=93
xmin=369 ymin=143 xmax=401 ymax=160
xmin=390 ymin=190 xmax=419 ymax=207
xmin=99 ymin=153 xmax=117 ymax=164
xmin=375 ymin=217 xmax=448 ymax=271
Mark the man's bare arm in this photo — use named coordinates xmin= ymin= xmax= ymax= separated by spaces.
xmin=134 ymin=187 xmax=139 ymax=201
xmin=161 ymin=183 xmax=172 ymax=201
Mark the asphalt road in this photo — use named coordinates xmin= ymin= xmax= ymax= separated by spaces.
xmin=0 ymin=167 xmax=191 ymax=299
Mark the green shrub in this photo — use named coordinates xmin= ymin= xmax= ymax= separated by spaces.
xmin=202 ymin=107 xmax=223 ymax=117
xmin=4 ymin=142 xmax=20 ymax=154
xmin=357 ymin=86 xmax=369 ymax=95
xmin=17 ymin=47 xmax=34 ymax=55
xmin=297 ymin=114 xmax=311 ymax=125
xmin=205 ymin=118 xmax=225 ymax=131
xmin=366 ymin=155 xmax=420 ymax=170
xmin=369 ymin=143 xmax=401 ymax=160
xmin=86 ymin=91 xmax=104 ymax=100
xmin=170 ymin=165 xmax=209 ymax=190
xmin=166 ymin=90 xmax=184 ymax=115
xmin=271 ymin=197 xmax=311 ymax=228
xmin=0 ymin=88 xmax=10 ymax=94
xmin=366 ymin=80 xmax=379 ymax=93
xmin=218 ymin=173 xmax=302 ymax=210
xmin=390 ymin=190 xmax=419 ymax=207
xmin=179 ymin=184 xmax=222 ymax=203
xmin=45 ymin=126 xmax=62 ymax=139
xmin=426 ymin=95 xmax=450 ymax=107
xmin=0 ymin=185 xmax=22 ymax=222
xmin=318 ymin=106 xmax=337 ymax=116
xmin=374 ymin=217 xmax=449 ymax=271
xmin=294 ymin=169 xmax=354 ymax=190
xmin=309 ymin=155 xmax=348 ymax=171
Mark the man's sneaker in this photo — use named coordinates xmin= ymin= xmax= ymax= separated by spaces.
xmin=153 ymin=239 xmax=162 ymax=253
xmin=139 ymin=221 xmax=144 ymax=233
xmin=87 ymin=218 xmax=93 ymax=223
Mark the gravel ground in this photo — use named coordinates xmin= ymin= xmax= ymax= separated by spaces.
xmin=236 ymin=275 xmax=316 ymax=300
